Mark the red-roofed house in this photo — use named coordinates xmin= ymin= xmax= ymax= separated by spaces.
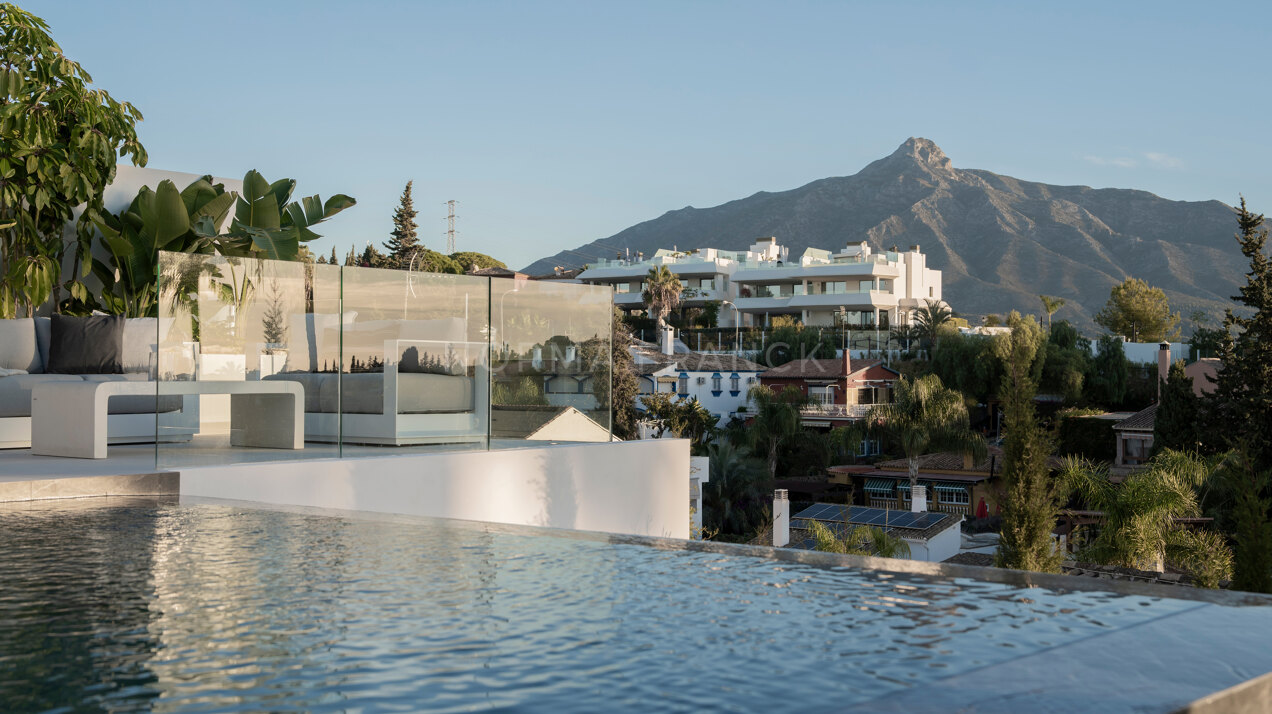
xmin=758 ymin=353 xmax=899 ymax=427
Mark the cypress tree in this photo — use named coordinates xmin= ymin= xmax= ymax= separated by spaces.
xmin=1154 ymin=361 xmax=1201 ymax=453
xmin=329 ymin=246 xmax=338 ymax=265
xmin=995 ymin=312 xmax=1066 ymax=573
xmin=1212 ymin=198 xmax=1272 ymax=471
xmin=384 ymin=181 xmax=420 ymax=267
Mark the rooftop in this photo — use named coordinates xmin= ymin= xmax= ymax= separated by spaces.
xmin=1113 ymin=403 xmax=1158 ymax=432
xmin=760 ymin=357 xmax=893 ymax=380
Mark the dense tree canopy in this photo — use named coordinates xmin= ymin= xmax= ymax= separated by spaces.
xmin=1094 ymin=277 xmax=1181 ymax=342
xmin=0 ymin=3 xmax=147 ymax=317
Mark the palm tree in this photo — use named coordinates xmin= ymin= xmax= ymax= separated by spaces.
xmin=747 ymin=385 xmax=808 ymax=480
xmin=866 ymin=374 xmax=986 ymax=512
xmin=1039 ymin=294 xmax=1066 ymax=332
xmin=1062 ymin=450 xmax=1233 ymax=587
xmin=703 ymin=440 xmax=771 ymax=537
xmin=641 ymin=264 xmax=683 ymax=327
xmin=909 ymin=299 xmax=954 ymax=347
xmin=808 ymin=520 xmax=912 ymax=559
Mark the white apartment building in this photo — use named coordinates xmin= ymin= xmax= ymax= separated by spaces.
xmin=731 ymin=240 xmax=941 ymax=329
xmin=577 ymin=238 xmax=941 ymax=329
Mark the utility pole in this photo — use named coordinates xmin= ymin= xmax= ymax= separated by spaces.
xmin=445 ymin=200 xmax=457 ymax=254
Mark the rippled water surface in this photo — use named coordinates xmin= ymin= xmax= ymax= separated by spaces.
xmin=0 ymin=500 xmax=1203 ymax=712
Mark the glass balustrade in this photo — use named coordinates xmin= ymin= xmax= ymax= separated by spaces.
xmin=156 ymin=251 xmax=612 ymax=468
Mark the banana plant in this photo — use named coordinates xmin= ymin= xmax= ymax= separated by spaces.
xmin=219 ymin=170 xmax=355 ymax=260
xmin=90 ymin=177 xmax=233 ymax=317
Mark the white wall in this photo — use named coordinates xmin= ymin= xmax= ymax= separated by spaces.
xmin=905 ymin=521 xmax=962 ymax=562
xmin=681 ymin=370 xmax=760 ymax=420
xmin=180 ymin=439 xmax=691 ymax=539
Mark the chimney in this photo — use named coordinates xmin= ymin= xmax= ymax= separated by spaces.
xmin=963 ymin=452 xmax=974 ymax=470
xmin=661 ymin=325 xmax=675 ymax=356
xmin=842 ymin=349 xmax=852 ymax=377
xmin=911 ymin=484 xmax=927 ymax=514
xmin=1157 ymin=341 xmax=1171 ymax=401
xmin=772 ymin=489 xmax=789 ymax=547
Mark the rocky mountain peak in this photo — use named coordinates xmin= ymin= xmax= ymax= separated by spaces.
xmin=523 ymin=139 xmax=1242 ymax=334
xmin=891 ymin=137 xmax=953 ymax=171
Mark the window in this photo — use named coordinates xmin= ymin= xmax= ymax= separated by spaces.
xmin=678 ymin=373 xmax=689 ymax=396
xmin=1123 ymin=435 xmax=1152 ymax=465
xmin=878 ymin=279 xmax=892 ymax=292
xmin=730 ymin=373 xmax=740 ymax=391
xmin=929 ymin=287 xmax=934 ymax=298
xmin=941 ymin=487 xmax=970 ymax=506
xmin=712 ymin=373 xmax=722 ymax=391
xmin=614 ymin=283 xmax=631 ymax=294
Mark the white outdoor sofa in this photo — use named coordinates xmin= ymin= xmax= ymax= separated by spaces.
xmin=0 ymin=317 xmax=198 ymax=449
xmin=261 ymin=315 xmax=489 ymax=446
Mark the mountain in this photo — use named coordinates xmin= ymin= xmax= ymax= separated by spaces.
xmin=523 ymin=138 xmax=1246 ymax=334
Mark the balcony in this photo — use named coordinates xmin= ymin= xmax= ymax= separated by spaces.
xmin=798 ymin=404 xmax=874 ymax=420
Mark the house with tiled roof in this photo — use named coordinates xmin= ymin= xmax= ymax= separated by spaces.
xmin=828 ymin=446 xmax=1067 ymax=518
xmin=1112 ymin=403 xmax=1157 ymax=475
xmin=758 ymin=354 xmax=899 ymax=428
xmin=629 ymin=339 xmax=765 ymax=422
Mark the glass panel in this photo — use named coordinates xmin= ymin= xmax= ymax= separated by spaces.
xmin=157 ymin=252 xmax=340 ymax=467
xmin=491 ymin=279 xmax=612 ymax=443
xmin=157 ymin=252 xmax=609 ymax=464
xmin=339 ymin=265 xmax=490 ymax=455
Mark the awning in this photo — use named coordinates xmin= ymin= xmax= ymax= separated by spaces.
xmin=863 ymin=478 xmax=894 ymax=494
xmin=897 ymin=481 xmax=934 ymax=494
xmin=934 ymin=482 xmax=969 ymax=494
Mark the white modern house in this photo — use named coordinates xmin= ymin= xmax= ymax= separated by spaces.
xmin=630 ymin=337 xmax=764 ymax=423
xmin=577 ymin=238 xmax=942 ymax=330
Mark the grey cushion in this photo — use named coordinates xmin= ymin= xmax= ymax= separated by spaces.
xmin=262 ymin=372 xmax=326 ymax=413
xmin=47 ymin=315 xmax=124 ymax=374
xmin=264 ymin=372 xmax=473 ymax=414
xmin=0 ymin=319 xmax=41 ymax=373
xmin=121 ymin=318 xmax=159 ymax=374
xmin=34 ymin=317 xmax=50 ymax=372
xmin=80 ymin=374 xmax=183 ymax=414
xmin=334 ymin=372 xmax=473 ymax=414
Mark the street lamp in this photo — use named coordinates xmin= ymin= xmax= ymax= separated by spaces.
xmin=721 ymin=300 xmax=741 ymax=353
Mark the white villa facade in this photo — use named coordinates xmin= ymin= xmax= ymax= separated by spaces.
xmin=630 ymin=338 xmax=764 ymax=423
xmin=577 ymin=238 xmax=942 ymax=329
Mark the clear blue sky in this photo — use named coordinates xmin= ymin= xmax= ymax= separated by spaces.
xmin=24 ymin=0 xmax=1272 ymax=270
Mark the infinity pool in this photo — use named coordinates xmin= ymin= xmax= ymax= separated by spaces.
xmin=1 ymin=499 xmax=1268 ymax=713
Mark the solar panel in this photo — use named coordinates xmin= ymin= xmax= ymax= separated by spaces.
xmin=792 ymin=503 xmax=948 ymax=533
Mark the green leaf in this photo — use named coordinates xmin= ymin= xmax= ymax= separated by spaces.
xmin=241 ymin=170 xmax=269 ymax=201
xmin=323 ymin=194 xmax=357 ymax=217
xmin=151 ymin=179 xmax=190 ymax=248
xmin=247 ymin=193 xmax=281 ymax=230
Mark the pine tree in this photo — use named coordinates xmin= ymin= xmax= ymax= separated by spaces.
xmin=344 ymin=247 xmax=358 ymax=267
xmin=1212 ymin=198 xmax=1272 ymax=471
xmin=1154 ymin=360 xmax=1201 ymax=453
xmin=261 ymin=280 xmax=288 ymax=353
xmin=1224 ymin=446 xmax=1272 ymax=593
xmin=329 ymin=246 xmax=338 ymax=265
xmin=384 ymin=180 xmax=420 ymax=267
xmin=994 ymin=312 xmax=1066 ymax=573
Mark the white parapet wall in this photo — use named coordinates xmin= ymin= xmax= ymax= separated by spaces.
xmin=179 ymin=439 xmax=691 ymax=539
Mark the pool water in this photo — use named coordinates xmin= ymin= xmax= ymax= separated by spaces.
xmin=0 ymin=500 xmax=1251 ymax=712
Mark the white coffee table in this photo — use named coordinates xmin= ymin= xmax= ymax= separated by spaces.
xmin=31 ymin=380 xmax=304 ymax=459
